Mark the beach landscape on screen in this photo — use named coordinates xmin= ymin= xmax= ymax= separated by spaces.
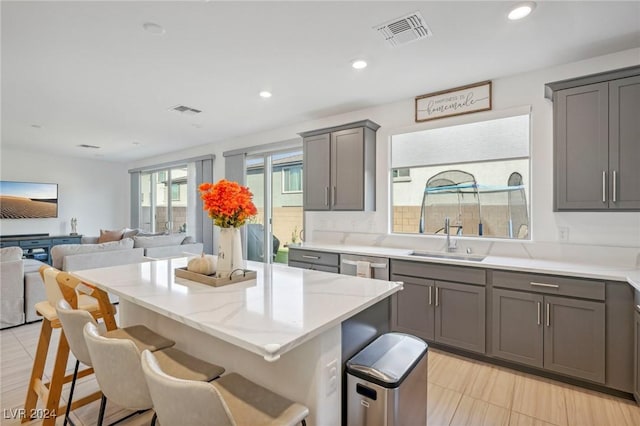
xmin=0 ymin=181 xmax=58 ymax=219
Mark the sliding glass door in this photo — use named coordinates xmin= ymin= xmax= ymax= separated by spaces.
xmin=139 ymin=165 xmax=190 ymax=234
xmin=245 ymin=149 xmax=303 ymax=264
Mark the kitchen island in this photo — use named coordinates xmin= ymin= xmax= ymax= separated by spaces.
xmin=71 ymin=257 xmax=402 ymax=426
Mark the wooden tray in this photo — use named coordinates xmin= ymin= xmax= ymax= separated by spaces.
xmin=175 ymin=267 xmax=257 ymax=287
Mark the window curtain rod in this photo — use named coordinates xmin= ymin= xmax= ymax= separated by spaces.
xmin=223 ymin=138 xmax=301 ymax=158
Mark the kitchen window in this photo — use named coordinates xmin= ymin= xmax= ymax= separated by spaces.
xmin=391 ymin=111 xmax=531 ymax=239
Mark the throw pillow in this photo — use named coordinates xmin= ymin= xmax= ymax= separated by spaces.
xmin=98 ymin=228 xmax=124 ymax=243
xmin=122 ymin=228 xmax=142 ymax=239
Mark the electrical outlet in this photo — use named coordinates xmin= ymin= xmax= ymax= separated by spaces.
xmin=326 ymin=359 xmax=337 ymax=395
xmin=558 ymin=226 xmax=569 ymax=242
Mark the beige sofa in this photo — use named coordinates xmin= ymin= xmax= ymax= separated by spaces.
xmin=1 ymin=247 xmax=28 ymax=328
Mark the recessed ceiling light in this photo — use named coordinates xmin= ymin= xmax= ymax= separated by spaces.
xmin=132 ymin=141 xmax=141 ymax=145
xmin=30 ymin=124 xmax=41 ymax=129
xmin=259 ymin=91 xmax=272 ymax=99
xmin=508 ymin=2 xmax=536 ymax=20
xmin=352 ymin=60 xmax=368 ymax=70
xmin=142 ymin=22 xmax=166 ymax=35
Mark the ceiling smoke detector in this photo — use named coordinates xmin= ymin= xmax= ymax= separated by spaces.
xmin=374 ymin=11 xmax=432 ymax=48
xmin=77 ymin=144 xmax=101 ymax=149
xmin=170 ymin=105 xmax=202 ymax=115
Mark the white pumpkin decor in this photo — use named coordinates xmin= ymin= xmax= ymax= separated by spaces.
xmin=187 ymin=253 xmax=218 ymax=275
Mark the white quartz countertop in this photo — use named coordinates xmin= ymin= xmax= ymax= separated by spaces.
xmin=292 ymin=243 xmax=640 ymax=283
xmin=71 ymin=258 xmax=402 ymax=361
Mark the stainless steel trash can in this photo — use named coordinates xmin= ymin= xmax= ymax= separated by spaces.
xmin=346 ymin=332 xmax=428 ymax=426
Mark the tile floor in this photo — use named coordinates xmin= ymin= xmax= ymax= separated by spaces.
xmin=2 ymin=321 xmax=640 ymax=426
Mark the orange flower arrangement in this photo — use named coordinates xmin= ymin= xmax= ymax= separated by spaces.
xmin=199 ymin=179 xmax=258 ymax=228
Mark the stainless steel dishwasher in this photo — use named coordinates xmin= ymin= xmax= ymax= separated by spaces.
xmin=341 ymin=254 xmax=390 ymax=280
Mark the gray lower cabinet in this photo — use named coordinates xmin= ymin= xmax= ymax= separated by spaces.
xmin=492 ymin=288 xmax=605 ymax=384
xmin=391 ymin=274 xmax=435 ymax=341
xmin=492 ymin=289 xmax=544 ymax=368
xmin=391 ymin=272 xmax=485 ymax=354
xmin=299 ymin=120 xmax=379 ymax=211
xmin=287 ymin=247 xmax=340 ymax=273
xmin=551 ymin=69 xmax=640 ymax=211
xmin=435 ymin=280 xmax=486 ymax=353
xmin=544 ymin=295 xmax=605 ymax=383
xmin=635 ymin=310 xmax=640 ymax=402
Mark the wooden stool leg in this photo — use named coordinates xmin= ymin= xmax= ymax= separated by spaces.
xmin=22 ymin=319 xmax=53 ymax=422
xmin=42 ymin=330 xmax=71 ymax=425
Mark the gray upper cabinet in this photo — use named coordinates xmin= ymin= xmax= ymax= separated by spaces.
xmin=303 ymin=133 xmax=331 ymax=211
xmin=299 ymin=120 xmax=380 ymax=211
xmin=548 ymin=66 xmax=640 ymax=211
xmin=609 ymin=75 xmax=640 ymax=209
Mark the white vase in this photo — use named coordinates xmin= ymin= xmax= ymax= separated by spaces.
xmin=217 ymin=227 xmax=244 ymax=277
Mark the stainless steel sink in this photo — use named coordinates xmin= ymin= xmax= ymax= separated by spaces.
xmin=408 ymin=251 xmax=486 ymax=262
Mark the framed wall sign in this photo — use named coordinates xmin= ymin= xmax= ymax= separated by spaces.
xmin=415 ymin=80 xmax=492 ymax=122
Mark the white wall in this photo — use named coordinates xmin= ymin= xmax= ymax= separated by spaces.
xmin=0 ymin=147 xmax=129 ymax=236
xmin=132 ymin=48 xmax=640 ymax=248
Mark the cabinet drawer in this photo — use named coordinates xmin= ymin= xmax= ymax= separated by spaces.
xmin=52 ymin=237 xmax=80 ymax=245
xmin=288 ymin=249 xmax=339 ymax=267
xmin=0 ymin=241 xmax=20 ymax=248
xmin=289 ymin=261 xmax=339 ymax=274
xmin=19 ymin=239 xmax=51 ymax=247
xmin=391 ymin=260 xmax=486 ymax=285
xmin=492 ymin=270 xmax=605 ymax=301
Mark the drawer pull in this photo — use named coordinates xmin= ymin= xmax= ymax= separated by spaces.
xmin=612 ymin=170 xmax=617 ymax=203
xmin=530 ymin=282 xmax=559 ymax=289
xmin=602 ymin=171 xmax=607 ymax=203
xmin=324 ymin=187 xmax=329 ymax=206
xmin=302 ymin=255 xmax=321 ymax=260
xmin=428 ymin=286 xmax=432 ymax=306
xmin=537 ymin=302 xmax=541 ymax=325
xmin=435 ymin=287 xmax=439 ymax=307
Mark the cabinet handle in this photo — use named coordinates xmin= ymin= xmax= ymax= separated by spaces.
xmin=333 ymin=186 xmax=337 ymax=205
xmin=612 ymin=170 xmax=617 ymax=203
xmin=302 ymin=255 xmax=320 ymax=260
xmin=435 ymin=287 xmax=439 ymax=307
xmin=602 ymin=171 xmax=607 ymax=203
xmin=537 ymin=302 xmax=541 ymax=325
xmin=530 ymin=282 xmax=559 ymax=289
xmin=324 ymin=187 xmax=329 ymax=206
xmin=428 ymin=286 xmax=432 ymax=306
xmin=546 ymin=303 xmax=550 ymax=327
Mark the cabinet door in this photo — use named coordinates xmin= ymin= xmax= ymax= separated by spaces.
xmin=331 ymin=127 xmax=364 ymax=210
xmin=435 ymin=281 xmax=486 ymax=354
xmin=555 ymin=82 xmax=609 ymax=210
xmin=634 ymin=310 xmax=640 ymax=402
xmin=391 ymin=274 xmax=434 ymax=341
xmin=303 ymin=134 xmax=331 ymax=211
xmin=544 ymin=296 xmax=605 ymax=383
xmin=609 ymin=75 xmax=640 ymax=209
xmin=492 ymin=289 xmax=544 ymax=368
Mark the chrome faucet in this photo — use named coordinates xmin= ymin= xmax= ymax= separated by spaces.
xmin=444 ymin=217 xmax=458 ymax=253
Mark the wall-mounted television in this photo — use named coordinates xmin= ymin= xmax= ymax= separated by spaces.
xmin=0 ymin=181 xmax=58 ymax=219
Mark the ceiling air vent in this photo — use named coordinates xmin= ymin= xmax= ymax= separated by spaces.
xmin=171 ymin=105 xmax=202 ymax=115
xmin=77 ymin=144 xmax=101 ymax=149
xmin=374 ymin=11 xmax=432 ymax=48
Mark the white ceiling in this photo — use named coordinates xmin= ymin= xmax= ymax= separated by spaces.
xmin=2 ymin=1 xmax=639 ymax=163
